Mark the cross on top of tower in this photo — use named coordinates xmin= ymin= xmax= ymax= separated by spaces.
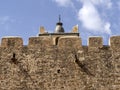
xmin=59 ymin=15 xmax=61 ymax=22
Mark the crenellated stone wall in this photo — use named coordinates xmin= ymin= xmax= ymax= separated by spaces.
xmin=1 ymin=37 xmax=23 ymax=48
xmin=0 ymin=36 xmax=120 ymax=90
xmin=0 ymin=36 xmax=120 ymax=50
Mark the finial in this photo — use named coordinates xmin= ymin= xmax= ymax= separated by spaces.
xmin=59 ymin=15 xmax=61 ymax=22
xmin=56 ymin=15 xmax=63 ymax=26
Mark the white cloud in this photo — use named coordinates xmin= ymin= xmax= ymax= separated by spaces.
xmin=78 ymin=0 xmax=112 ymax=34
xmin=80 ymin=0 xmax=112 ymax=8
xmin=53 ymin=0 xmax=74 ymax=7
xmin=52 ymin=0 xmax=112 ymax=34
xmin=104 ymin=22 xmax=111 ymax=34
xmin=78 ymin=2 xmax=102 ymax=31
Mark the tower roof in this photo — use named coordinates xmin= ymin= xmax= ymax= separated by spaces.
xmin=54 ymin=15 xmax=64 ymax=33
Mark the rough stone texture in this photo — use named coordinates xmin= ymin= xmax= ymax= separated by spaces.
xmin=71 ymin=25 xmax=78 ymax=33
xmin=88 ymin=37 xmax=103 ymax=48
xmin=1 ymin=37 xmax=23 ymax=48
xmin=0 ymin=36 xmax=120 ymax=90
xmin=58 ymin=36 xmax=82 ymax=49
xmin=109 ymin=36 xmax=120 ymax=51
xmin=28 ymin=37 xmax=52 ymax=48
xmin=40 ymin=26 xmax=46 ymax=34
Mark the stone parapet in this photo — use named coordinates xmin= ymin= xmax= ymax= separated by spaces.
xmin=28 ymin=37 xmax=52 ymax=48
xmin=1 ymin=37 xmax=23 ymax=48
xmin=0 ymin=36 xmax=120 ymax=50
xmin=88 ymin=37 xmax=103 ymax=48
xmin=58 ymin=36 xmax=82 ymax=49
xmin=109 ymin=36 xmax=120 ymax=51
xmin=0 ymin=35 xmax=120 ymax=90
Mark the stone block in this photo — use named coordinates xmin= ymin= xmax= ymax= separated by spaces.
xmin=71 ymin=25 xmax=78 ymax=33
xmin=1 ymin=37 xmax=23 ymax=48
xmin=58 ymin=36 xmax=82 ymax=49
xmin=88 ymin=37 xmax=103 ymax=48
xmin=40 ymin=26 xmax=45 ymax=34
xmin=109 ymin=36 xmax=120 ymax=50
xmin=28 ymin=37 xmax=52 ymax=48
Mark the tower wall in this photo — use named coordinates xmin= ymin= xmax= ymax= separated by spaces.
xmin=0 ymin=36 xmax=120 ymax=90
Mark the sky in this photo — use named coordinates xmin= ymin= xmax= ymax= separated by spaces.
xmin=0 ymin=0 xmax=120 ymax=45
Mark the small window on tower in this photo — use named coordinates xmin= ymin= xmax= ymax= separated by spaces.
xmin=57 ymin=69 xmax=60 ymax=73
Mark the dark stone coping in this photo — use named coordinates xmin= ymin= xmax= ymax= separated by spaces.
xmin=39 ymin=33 xmax=79 ymax=36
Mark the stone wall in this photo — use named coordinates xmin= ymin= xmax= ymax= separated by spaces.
xmin=0 ymin=36 xmax=120 ymax=90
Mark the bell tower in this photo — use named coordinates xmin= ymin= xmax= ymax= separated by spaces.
xmin=54 ymin=15 xmax=64 ymax=33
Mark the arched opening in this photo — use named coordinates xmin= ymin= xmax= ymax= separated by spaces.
xmin=55 ymin=37 xmax=60 ymax=45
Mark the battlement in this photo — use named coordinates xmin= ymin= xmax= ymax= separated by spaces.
xmin=1 ymin=36 xmax=23 ymax=48
xmin=0 ymin=36 xmax=120 ymax=50
xmin=1 ymin=35 xmax=120 ymax=90
xmin=1 ymin=17 xmax=120 ymax=89
xmin=1 ymin=18 xmax=120 ymax=89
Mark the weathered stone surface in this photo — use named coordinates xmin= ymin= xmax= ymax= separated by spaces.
xmin=71 ymin=25 xmax=79 ymax=33
xmin=109 ymin=36 xmax=120 ymax=51
xmin=40 ymin=26 xmax=46 ymax=34
xmin=0 ymin=36 xmax=120 ymax=90
xmin=58 ymin=36 xmax=82 ymax=49
xmin=1 ymin=37 xmax=23 ymax=48
xmin=88 ymin=37 xmax=103 ymax=48
xmin=28 ymin=37 xmax=52 ymax=48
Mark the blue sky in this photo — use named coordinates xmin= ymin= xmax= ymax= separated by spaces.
xmin=0 ymin=0 xmax=120 ymax=45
